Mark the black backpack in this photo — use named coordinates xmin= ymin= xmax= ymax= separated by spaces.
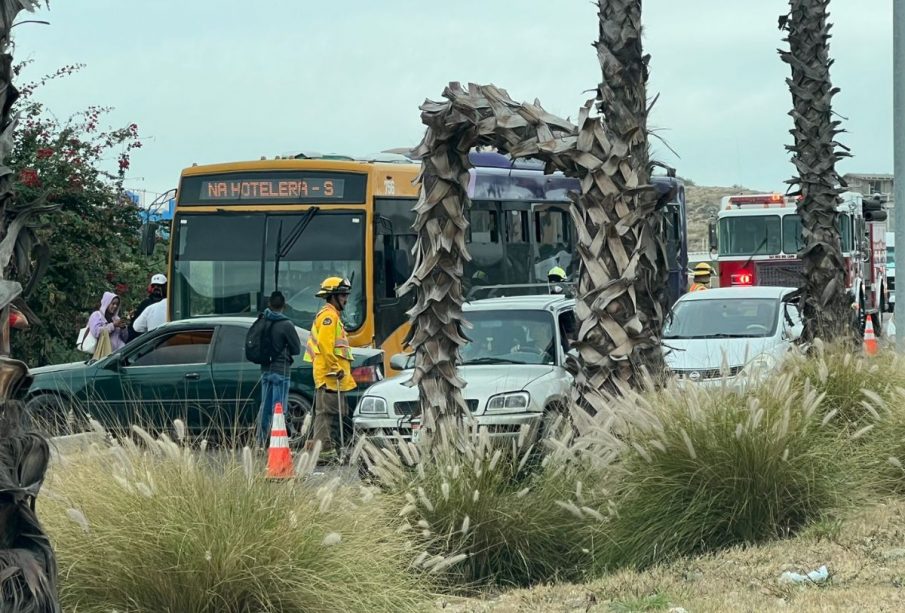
xmin=245 ymin=314 xmax=276 ymax=365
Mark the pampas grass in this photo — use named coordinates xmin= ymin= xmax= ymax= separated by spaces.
xmin=42 ymin=430 xmax=426 ymax=613
xmin=363 ymin=423 xmax=609 ymax=588
xmin=577 ymin=372 xmax=856 ymax=571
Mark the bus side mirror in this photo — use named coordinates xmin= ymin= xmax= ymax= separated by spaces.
xmin=140 ymin=222 xmax=159 ymax=256
xmin=708 ymin=218 xmax=718 ymax=255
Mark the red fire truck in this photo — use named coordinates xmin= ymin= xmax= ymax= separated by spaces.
xmin=708 ymin=191 xmax=889 ymax=331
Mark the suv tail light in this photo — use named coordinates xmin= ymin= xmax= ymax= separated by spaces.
xmin=351 ymin=365 xmax=383 ymax=385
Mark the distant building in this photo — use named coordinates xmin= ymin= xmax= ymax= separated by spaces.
xmin=843 ymin=173 xmax=894 ymax=200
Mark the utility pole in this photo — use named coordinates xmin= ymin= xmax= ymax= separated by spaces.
xmin=896 ymin=0 xmax=905 ymax=350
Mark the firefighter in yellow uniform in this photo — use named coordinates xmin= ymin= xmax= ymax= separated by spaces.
xmin=303 ymin=277 xmax=356 ymax=457
xmin=689 ymin=262 xmax=713 ymax=292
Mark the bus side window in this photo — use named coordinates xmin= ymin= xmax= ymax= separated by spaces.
xmin=392 ymin=235 xmax=416 ymax=289
xmin=506 ymin=210 xmax=528 ymax=243
xmin=468 ymin=210 xmax=499 ymax=243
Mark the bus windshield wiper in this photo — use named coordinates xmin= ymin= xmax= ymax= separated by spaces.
xmin=274 ymin=207 xmax=319 ymax=290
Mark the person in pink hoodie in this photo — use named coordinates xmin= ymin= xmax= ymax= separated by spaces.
xmin=88 ymin=291 xmax=130 ymax=352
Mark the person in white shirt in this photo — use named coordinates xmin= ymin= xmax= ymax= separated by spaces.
xmin=132 ymin=299 xmax=167 ymax=334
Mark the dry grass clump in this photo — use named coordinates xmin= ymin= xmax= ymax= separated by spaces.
xmin=781 ymin=343 xmax=905 ymax=431
xmin=361 ymin=423 xmax=611 ymax=588
xmin=852 ymin=385 xmax=905 ymax=494
xmin=41 ymin=423 xmax=426 ymax=613
xmin=576 ymin=372 xmax=855 ymax=571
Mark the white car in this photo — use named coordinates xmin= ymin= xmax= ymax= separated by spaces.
xmin=663 ymin=286 xmax=803 ymax=386
xmin=353 ymin=295 xmax=577 ymax=442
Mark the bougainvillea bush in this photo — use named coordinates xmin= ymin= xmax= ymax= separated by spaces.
xmin=9 ymin=63 xmax=166 ymax=365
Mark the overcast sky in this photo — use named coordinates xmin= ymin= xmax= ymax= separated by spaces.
xmin=12 ymin=0 xmax=893 ymax=197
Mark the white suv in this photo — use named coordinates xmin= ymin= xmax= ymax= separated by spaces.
xmin=353 ymin=295 xmax=576 ymax=443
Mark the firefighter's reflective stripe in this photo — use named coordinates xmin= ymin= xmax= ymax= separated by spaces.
xmin=304 ymin=308 xmax=353 ymax=361
xmin=305 ymin=304 xmax=355 ymax=391
xmin=689 ymin=283 xmax=709 ymax=292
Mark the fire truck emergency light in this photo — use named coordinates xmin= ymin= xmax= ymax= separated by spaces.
xmin=730 ymin=271 xmax=754 ymax=286
xmin=727 ymin=194 xmax=785 ymax=207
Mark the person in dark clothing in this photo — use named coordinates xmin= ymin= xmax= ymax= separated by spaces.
xmin=256 ymin=291 xmax=302 ymax=448
xmin=129 ymin=273 xmax=167 ymax=341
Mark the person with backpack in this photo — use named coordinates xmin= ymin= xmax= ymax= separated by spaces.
xmin=247 ymin=291 xmax=301 ymax=449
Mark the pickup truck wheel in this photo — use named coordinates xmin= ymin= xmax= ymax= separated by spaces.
xmin=26 ymin=394 xmax=84 ymax=437
xmin=287 ymin=392 xmax=312 ymax=445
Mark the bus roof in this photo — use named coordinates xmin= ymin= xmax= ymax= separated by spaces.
xmin=178 ymin=151 xmax=684 ymax=204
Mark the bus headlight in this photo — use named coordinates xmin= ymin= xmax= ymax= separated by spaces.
xmin=486 ymin=392 xmax=530 ymax=412
xmin=358 ymin=396 xmax=387 ymax=415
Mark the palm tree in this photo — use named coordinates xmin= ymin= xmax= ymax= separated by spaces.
xmin=560 ymin=0 xmax=668 ymax=410
xmin=399 ymin=84 xmax=582 ymax=439
xmin=0 ymin=3 xmax=60 ymax=611
xmin=779 ymin=0 xmax=852 ymax=342
xmin=402 ymin=69 xmax=672 ymax=435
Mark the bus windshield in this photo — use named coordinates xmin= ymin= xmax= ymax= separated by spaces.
xmin=172 ymin=212 xmax=366 ymax=330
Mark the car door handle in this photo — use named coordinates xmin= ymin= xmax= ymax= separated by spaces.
xmin=185 ymin=373 xmax=200 ymax=381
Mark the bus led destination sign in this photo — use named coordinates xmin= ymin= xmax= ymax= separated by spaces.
xmin=200 ymin=177 xmax=345 ymax=201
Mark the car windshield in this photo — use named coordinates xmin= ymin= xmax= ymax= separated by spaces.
xmin=663 ymin=297 xmax=779 ymax=339
xmin=460 ymin=309 xmax=556 ymax=365
xmin=171 ymin=212 xmax=366 ymax=330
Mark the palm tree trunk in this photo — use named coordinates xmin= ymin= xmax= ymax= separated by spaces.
xmin=402 ymin=72 xmax=673 ymax=435
xmin=563 ymin=0 xmax=668 ymax=409
xmin=400 ymin=83 xmax=582 ymax=440
xmin=779 ymin=0 xmax=852 ymax=342
xmin=0 ymin=6 xmax=60 ymax=612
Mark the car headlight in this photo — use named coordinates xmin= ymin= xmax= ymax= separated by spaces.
xmin=738 ymin=353 xmax=777 ymax=379
xmin=357 ymin=396 xmax=387 ymax=415
xmin=486 ymin=392 xmax=530 ymax=412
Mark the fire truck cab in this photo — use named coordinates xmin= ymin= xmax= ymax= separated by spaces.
xmin=709 ymin=192 xmax=888 ymax=331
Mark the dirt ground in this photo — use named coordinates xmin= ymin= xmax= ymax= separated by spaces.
xmin=435 ymin=500 xmax=905 ymax=613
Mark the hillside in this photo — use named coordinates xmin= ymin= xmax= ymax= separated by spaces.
xmin=684 ymin=183 xmax=764 ymax=252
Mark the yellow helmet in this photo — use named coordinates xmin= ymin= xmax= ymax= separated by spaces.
xmin=547 ymin=266 xmax=567 ymax=281
xmin=315 ymin=276 xmax=352 ymax=298
xmin=693 ymin=262 xmax=713 ymax=278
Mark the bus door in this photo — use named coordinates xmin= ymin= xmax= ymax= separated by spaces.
xmin=373 ymin=198 xmax=418 ymax=357
xmin=532 ymin=202 xmax=574 ymax=282
xmin=500 ymin=202 xmax=532 ymax=285
xmin=465 ymin=201 xmax=506 ymax=292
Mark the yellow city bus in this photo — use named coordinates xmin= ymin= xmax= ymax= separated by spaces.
xmin=166 ymin=151 xmax=682 ymax=370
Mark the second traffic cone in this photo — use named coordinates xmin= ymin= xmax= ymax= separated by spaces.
xmin=864 ymin=316 xmax=879 ymax=356
xmin=267 ymin=402 xmax=294 ymax=479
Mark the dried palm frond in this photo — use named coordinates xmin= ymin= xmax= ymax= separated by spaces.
xmin=0 ymin=401 xmax=59 ymax=612
xmin=403 ymin=73 xmax=668 ymax=431
xmin=779 ymin=0 xmax=853 ymax=342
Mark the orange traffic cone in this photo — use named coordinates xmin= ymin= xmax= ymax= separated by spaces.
xmin=266 ymin=402 xmax=294 ymax=479
xmin=864 ymin=317 xmax=879 ymax=356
